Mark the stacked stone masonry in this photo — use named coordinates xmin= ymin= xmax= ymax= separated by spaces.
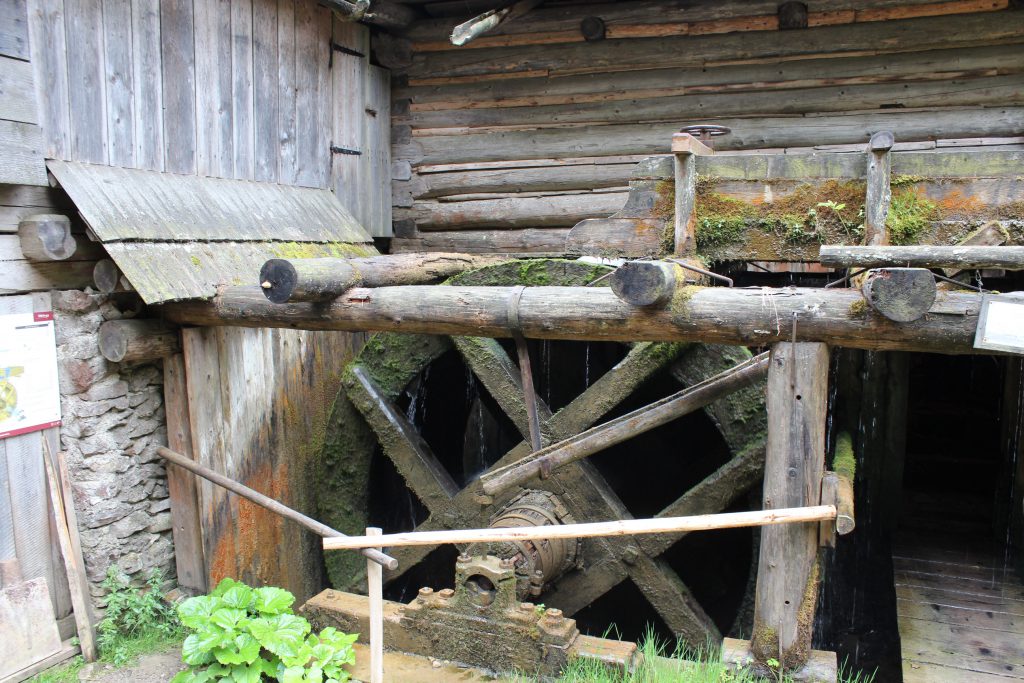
xmin=52 ymin=290 xmax=175 ymax=603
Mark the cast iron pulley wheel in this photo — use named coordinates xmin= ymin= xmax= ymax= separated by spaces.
xmin=320 ymin=260 xmax=768 ymax=645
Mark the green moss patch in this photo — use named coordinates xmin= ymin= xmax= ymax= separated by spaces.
xmin=886 ymin=188 xmax=939 ymax=245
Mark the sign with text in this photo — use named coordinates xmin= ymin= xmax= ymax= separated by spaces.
xmin=0 ymin=310 xmax=60 ymax=439
xmin=974 ymin=295 xmax=1024 ymax=355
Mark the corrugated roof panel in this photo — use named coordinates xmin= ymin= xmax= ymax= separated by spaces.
xmin=47 ymin=160 xmax=371 ymax=244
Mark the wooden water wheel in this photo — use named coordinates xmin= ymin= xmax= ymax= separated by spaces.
xmin=319 ymin=259 xmax=768 ymax=645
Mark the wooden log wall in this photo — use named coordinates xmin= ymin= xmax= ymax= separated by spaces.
xmin=388 ymin=0 xmax=1024 ymax=253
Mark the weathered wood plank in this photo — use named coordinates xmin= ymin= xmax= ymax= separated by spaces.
xmin=0 ymin=0 xmax=30 ymax=59
xmin=102 ymin=0 xmax=134 ymax=168
xmin=131 ymin=0 xmax=163 ymax=170
xmin=293 ymin=0 xmax=321 ymax=188
xmin=27 ymin=0 xmax=71 ymax=158
xmin=160 ymin=0 xmax=196 ymax=174
xmin=277 ymin=0 xmax=296 ymax=184
xmin=0 ymin=260 xmax=96 ymax=293
xmin=252 ymin=0 xmax=278 ymax=182
xmin=65 ymin=0 xmax=106 ymax=163
xmin=163 ymin=353 xmax=207 ymax=593
xmin=398 ymin=191 xmax=627 ymax=230
xmin=364 ymin=65 xmax=392 ymax=236
xmin=194 ymin=0 xmax=233 ymax=178
xmin=0 ymin=55 xmax=37 ymax=124
xmin=330 ymin=16 xmax=367 ymax=221
xmin=231 ymin=0 xmax=255 ymax=180
xmin=0 ymin=119 xmax=46 ymax=185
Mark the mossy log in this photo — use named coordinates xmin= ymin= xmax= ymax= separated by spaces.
xmin=162 ymin=283 xmax=993 ymax=355
xmin=259 ymin=253 xmax=509 ymax=303
xmin=609 ymin=261 xmax=679 ymax=308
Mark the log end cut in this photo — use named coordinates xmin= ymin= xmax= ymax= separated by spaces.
xmin=610 ymin=261 xmax=677 ymax=308
xmin=861 ymin=268 xmax=936 ymax=322
xmin=259 ymin=259 xmax=299 ymax=304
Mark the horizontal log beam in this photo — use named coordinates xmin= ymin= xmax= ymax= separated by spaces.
xmin=161 ymin=284 xmax=993 ymax=355
xmin=323 ymin=505 xmax=838 ymax=551
xmin=820 ymin=245 xmax=1024 ymax=270
xmin=98 ymin=319 xmax=181 ymax=363
xmin=259 ymin=253 xmax=509 ymax=303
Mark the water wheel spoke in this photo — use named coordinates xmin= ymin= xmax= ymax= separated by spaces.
xmin=347 ymin=366 xmax=459 ymax=515
xmin=670 ymin=345 xmax=767 ymax=454
xmin=383 ymin=515 xmax=448 ymax=583
xmin=453 ymin=336 xmax=553 ymax=443
xmin=637 ymin=437 xmax=766 ymax=558
xmin=628 ymin=556 xmax=721 ymax=646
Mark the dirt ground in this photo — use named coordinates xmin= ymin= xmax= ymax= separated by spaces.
xmin=77 ymin=648 xmax=185 ymax=683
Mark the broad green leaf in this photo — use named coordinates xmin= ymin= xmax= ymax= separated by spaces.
xmin=254 ymin=586 xmax=294 ymax=615
xmin=170 ymin=671 xmax=192 ymax=683
xmin=211 ymin=607 xmax=247 ymax=631
xmin=178 ymin=596 xmax=221 ymax=629
xmin=260 ymin=656 xmax=281 ymax=679
xmin=306 ymin=665 xmax=324 ymax=683
xmin=220 ymin=585 xmax=255 ymax=611
xmin=279 ymin=642 xmax=313 ymax=669
xmin=229 ymin=662 xmax=262 ymax=683
xmin=248 ymin=614 xmax=310 ymax=660
xmin=281 ymin=666 xmax=306 ymax=683
xmin=182 ymin=631 xmax=221 ymax=666
xmin=211 ymin=578 xmax=244 ymax=598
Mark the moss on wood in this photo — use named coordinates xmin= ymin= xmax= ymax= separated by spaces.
xmin=832 ymin=431 xmax=856 ymax=482
xmin=886 ymin=188 xmax=939 ymax=245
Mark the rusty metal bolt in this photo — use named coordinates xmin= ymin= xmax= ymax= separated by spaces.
xmin=438 ymin=588 xmax=455 ymax=599
xmin=417 ymin=587 xmax=433 ymax=603
xmin=544 ymin=608 xmax=563 ymax=620
xmin=519 ymin=602 xmax=535 ymax=613
xmin=457 ymin=554 xmax=472 ymax=564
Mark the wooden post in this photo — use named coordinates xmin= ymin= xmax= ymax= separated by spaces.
xmin=752 ymin=342 xmax=830 ymax=672
xmin=367 ymin=527 xmax=384 ymax=683
xmin=163 ymin=354 xmax=208 ymax=593
xmin=863 ymin=131 xmax=894 ymax=247
xmin=41 ymin=441 xmax=97 ymax=662
xmin=820 ymin=245 xmax=1024 ymax=271
xmin=672 ymin=133 xmax=712 ymax=257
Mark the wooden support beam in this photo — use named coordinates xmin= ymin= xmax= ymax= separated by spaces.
xmin=161 ymin=284 xmax=993 ymax=355
xmin=322 ymin=505 xmax=837 ymax=551
xmin=830 ymin=431 xmax=856 ymax=537
xmin=864 ymin=131 xmax=894 ymax=246
xmin=609 ymin=261 xmax=679 ymax=308
xmin=162 ymin=354 xmax=207 ymax=593
xmin=366 ymin=527 xmax=384 ymax=683
xmin=17 ymin=214 xmax=76 ymax=261
xmin=752 ymin=342 xmax=830 ymax=672
xmin=155 ymin=446 xmax=398 ymax=570
xmin=820 ymin=245 xmax=1024 ymax=270
xmin=260 ymin=253 xmax=509 ymax=303
xmin=861 ymin=268 xmax=936 ymax=323
xmin=672 ymin=133 xmax=710 ymax=258
xmin=98 ymin=319 xmax=181 ymax=363
xmin=480 ymin=352 xmax=769 ymax=496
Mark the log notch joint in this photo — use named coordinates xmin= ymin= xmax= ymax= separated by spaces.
xmin=18 ymin=214 xmax=76 ymax=261
xmin=672 ymin=133 xmax=713 ymax=258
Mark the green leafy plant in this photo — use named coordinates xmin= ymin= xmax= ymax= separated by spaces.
xmin=173 ymin=578 xmax=358 ymax=683
xmin=97 ymin=568 xmax=183 ymax=665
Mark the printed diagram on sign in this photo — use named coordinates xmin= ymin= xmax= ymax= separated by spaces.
xmin=0 ymin=366 xmax=27 ymax=422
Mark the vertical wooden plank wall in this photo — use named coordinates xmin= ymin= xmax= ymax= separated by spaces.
xmin=2 ymin=0 xmax=46 ymax=185
xmin=181 ymin=326 xmax=361 ymax=602
xmin=330 ymin=19 xmax=392 ymax=236
xmin=25 ymin=0 xmax=380 ymax=196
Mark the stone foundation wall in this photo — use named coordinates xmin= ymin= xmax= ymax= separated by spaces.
xmin=53 ymin=290 xmax=175 ymax=602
